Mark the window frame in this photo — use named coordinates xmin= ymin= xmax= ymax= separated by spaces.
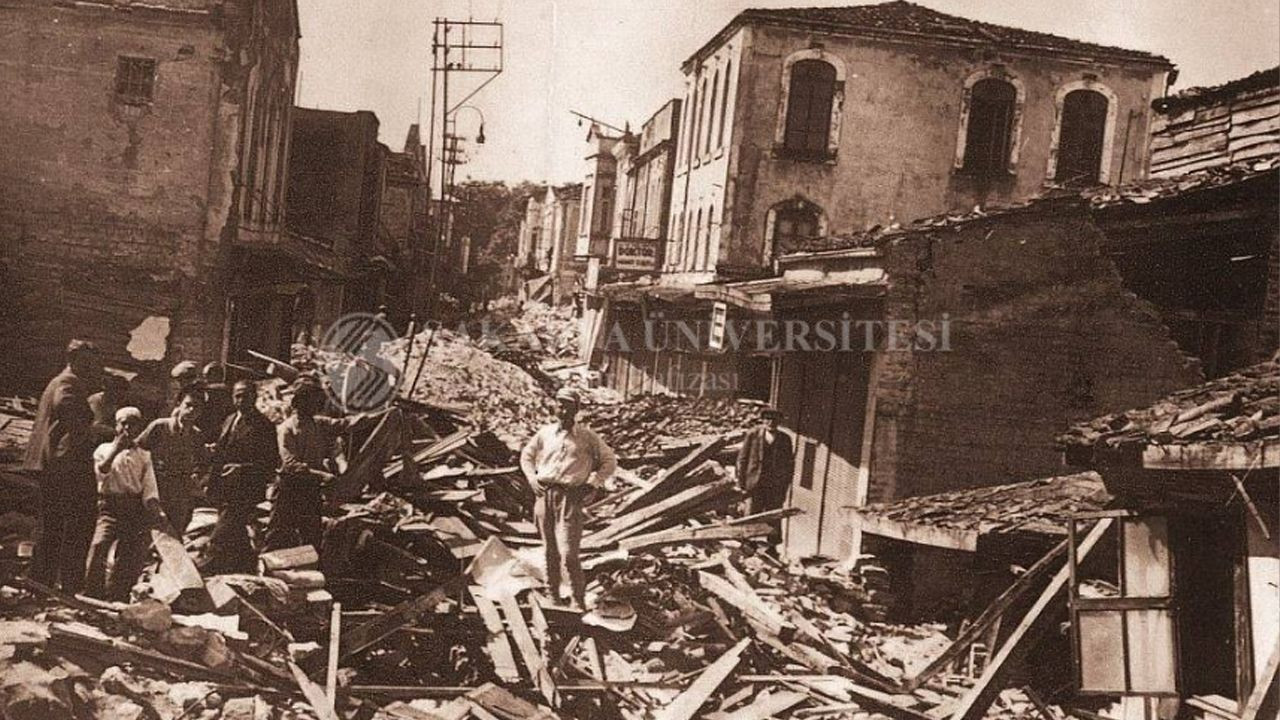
xmin=114 ymin=55 xmax=157 ymax=106
xmin=1069 ymin=512 xmax=1182 ymax=697
xmin=1047 ymin=80 xmax=1119 ymax=186
xmin=954 ymin=71 xmax=1024 ymax=177
xmin=765 ymin=197 xmax=825 ymax=258
xmin=774 ymin=50 xmax=845 ymax=163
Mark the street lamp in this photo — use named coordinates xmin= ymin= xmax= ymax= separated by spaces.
xmin=451 ymin=104 xmax=486 ymax=144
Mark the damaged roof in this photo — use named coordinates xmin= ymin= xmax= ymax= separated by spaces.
xmin=687 ymin=1 xmax=1171 ymax=70
xmin=854 ymin=472 xmax=1110 ymax=551
xmin=1154 ymin=66 xmax=1279 ymax=115
xmin=781 ymin=157 xmax=1279 ymax=256
xmin=1059 ymin=359 xmax=1280 ymax=453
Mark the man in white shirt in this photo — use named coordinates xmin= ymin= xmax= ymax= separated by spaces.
xmin=84 ymin=407 xmax=170 ymax=600
xmin=520 ymin=388 xmax=616 ymax=610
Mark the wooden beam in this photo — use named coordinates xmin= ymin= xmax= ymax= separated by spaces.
xmin=470 ymin=587 xmax=520 ymax=683
xmin=1142 ymin=439 xmax=1280 ymax=470
xmin=698 ymin=571 xmax=793 ymax=637
xmin=720 ymin=690 xmax=807 ymax=720
xmin=849 ymin=513 xmax=978 ymax=552
xmin=325 ymin=602 xmax=341 ymax=713
xmin=150 ymin=529 xmax=204 ymax=594
xmin=618 ymin=523 xmax=773 ymax=552
xmin=612 ymin=435 xmax=728 ymax=516
xmin=289 ymin=661 xmax=339 ymax=720
xmin=584 ymin=480 xmax=734 ymax=548
xmin=341 ymin=575 xmax=464 ymax=660
xmin=495 ymin=591 xmax=557 ymax=707
xmin=948 ymin=518 xmax=1114 ymax=720
xmin=1241 ymin=641 xmax=1280 ymax=720
xmin=655 ymin=638 xmax=751 ymax=720
xmin=896 ymin=538 xmax=1070 ymax=692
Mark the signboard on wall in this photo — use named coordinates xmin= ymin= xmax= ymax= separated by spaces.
xmin=613 ymin=238 xmax=660 ymax=271
xmin=709 ymin=301 xmax=728 ymax=350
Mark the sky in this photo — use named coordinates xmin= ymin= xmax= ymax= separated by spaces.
xmin=295 ymin=0 xmax=1279 ymax=186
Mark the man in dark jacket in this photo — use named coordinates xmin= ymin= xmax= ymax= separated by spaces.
xmin=138 ymin=387 xmax=207 ymax=538
xmin=201 ymin=380 xmax=278 ymax=574
xmin=23 ymin=340 xmax=102 ymax=592
xmin=734 ymin=407 xmax=795 ymax=547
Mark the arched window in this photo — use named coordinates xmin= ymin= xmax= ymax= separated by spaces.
xmin=706 ymin=70 xmax=719 ymax=155
xmin=718 ymin=60 xmax=732 ymax=149
xmin=961 ymin=78 xmax=1018 ymax=175
xmin=783 ymin=59 xmax=837 ymax=156
xmin=1055 ymin=89 xmax=1110 ymax=186
xmin=770 ymin=199 xmax=822 ymax=256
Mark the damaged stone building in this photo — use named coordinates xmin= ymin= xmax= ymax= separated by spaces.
xmin=0 ymin=0 xmax=300 ymax=400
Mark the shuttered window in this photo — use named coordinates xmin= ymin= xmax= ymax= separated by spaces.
xmin=1055 ymin=89 xmax=1109 ymax=186
xmin=962 ymin=78 xmax=1018 ymax=175
xmin=783 ymin=60 xmax=837 ymax=157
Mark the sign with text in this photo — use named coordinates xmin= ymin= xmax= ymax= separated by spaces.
xmin=612 ymin=238 xmax=660 ymax=271
xmin=709 ymin=302 xmax=728 ymax=350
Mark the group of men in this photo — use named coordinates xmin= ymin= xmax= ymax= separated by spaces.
xmin=23 ymin=338 xmax=796 ymax=610
xmin=22 ymin=340 xmax=357 ymax=600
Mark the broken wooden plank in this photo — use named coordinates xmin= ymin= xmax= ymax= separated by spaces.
xmin=585 ymin=480 xmax=734 ymax=547
xmin=612 ymin=435 xmax=728 ymax=516
xmin=896 ymin=538 xmax=1070 ymax=692
xmin=467 ymin=682 xmax=559 ymax=720
xmin=1241 ymin=640 xmax=1279 ymax=720
xmin=326 ymin=602 xmax=341 ymax=713
xmin=495 ymin=591 xmax=558 ymax=707
xmin=618 ymin=522 xmax=773 ymax=551
xmin=655 ymin=638 xmax=751 ymax=720
xmin=151 ymin=529 xmax=204 ymax=593
xmin=698 ymin=571 xmax=793 ymax=637
xmin=341 ymin=575 xmax=464 ymax=660
xmin=289 ymin=661 xmax=339 ymax=720
xmin=721 ymin=690 xmax=807 ymax=720
xmin=949 ymin=518 xmax=1113 ymax=720
xmin=259 ymin=545 xmax=319 ymax=572
xmin=470 ymin=588 xmax=520 ymax=683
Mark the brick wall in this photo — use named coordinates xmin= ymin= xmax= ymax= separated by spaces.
xmin=0 ymin=3 xmax=229 ymax=399
xmin=865 ymin=210 xmax=1203 ymax=502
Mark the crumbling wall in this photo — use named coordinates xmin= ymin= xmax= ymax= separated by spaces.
xmin=0 ymin=3 xmax=228 ymax=396
xmin=866 ymin=211 xmax=1203 ymax=502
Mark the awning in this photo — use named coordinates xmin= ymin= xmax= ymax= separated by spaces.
xmin=694 ymin=269 xmax=887 ymax=313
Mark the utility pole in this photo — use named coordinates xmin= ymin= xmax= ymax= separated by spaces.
xmin=426 ymin=18 xmax=503 ymax=320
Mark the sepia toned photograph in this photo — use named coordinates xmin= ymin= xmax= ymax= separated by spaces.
xmin=0 ymin=1 xmax=1277 ymax=718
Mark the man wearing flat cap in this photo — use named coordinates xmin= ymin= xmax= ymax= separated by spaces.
xmin=735 ymin=406 xmax=794 ymax=548
xmin=520 ymin=388 xmax=616 ymax=610
xmin=24 ymin=339 xmax=101 ymax=593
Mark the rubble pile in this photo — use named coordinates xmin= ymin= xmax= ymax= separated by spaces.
xmin=1060 ymin=358 xmax=1280 ymax=450
xmin=294 ymin=328 xmax=559 ymax=449
xmin=580 ymin=396 xmax=767 ymax=457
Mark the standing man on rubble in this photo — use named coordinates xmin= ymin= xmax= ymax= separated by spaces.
xmin=202 ymin=380 xmax=278 ymax=574
xmin=138 ymin=387 xmax=208 ymax=538
xmin=85 ymin=407 xmax=171 ymax=600
xmin=264 ymin=375 xmax=372 ymax=551
xmin=520 ymin=388 xmax=616 ymax=610
xmin=735 ymin=407 xmax=794 ymax=548
xmin=24 ymin=339 xmax=102 ymax=593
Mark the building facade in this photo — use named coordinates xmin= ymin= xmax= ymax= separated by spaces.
xmin=663 ymin=1 xmax=1173 ymax=282
xmin=0 ymin=0 xmax=300 ymax=398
